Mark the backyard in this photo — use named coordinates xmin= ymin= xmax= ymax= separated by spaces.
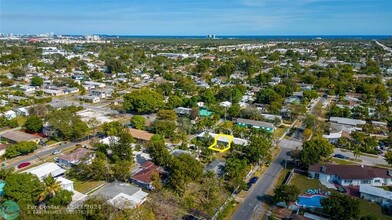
xmin=288 ymin=173 xmax=391 ymax=220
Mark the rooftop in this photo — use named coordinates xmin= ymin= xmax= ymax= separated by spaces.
xmin=0 ymin=130 xmax=41 ymax=143
xmin=309 ymin=164 xmax=392 ymax=180
xmin=22 ymin=162 xmax=66 ymax=180
xmin=128 ymin=128 xmax=154 ymax=142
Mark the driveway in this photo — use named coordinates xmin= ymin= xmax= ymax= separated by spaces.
xmin=231 ymin=147 xmax=291 ymax=220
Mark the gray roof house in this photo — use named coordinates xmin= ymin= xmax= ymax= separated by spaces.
xmin=93 ymin=182 xmax=148 ymax=209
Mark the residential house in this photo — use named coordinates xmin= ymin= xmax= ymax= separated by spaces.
xmin=22 ymin=162 xmax=66 ymax=180
xmin=197 ymin=132 xmax=248 ymax=146
xmin=93 ymin=182 xmax=148 ymax=209
xmin=128 ymin=128 xmax=154 ymax=143
xmin=236 ymin=118 xmax=275 ymax=132
xmin=64 ymin=87 xmax=79 ymax=94
xmin=83 ymin=81 xmax=106 ymax=89
xmin=0 ymin=130 xmax=42 ymax=144
xmin=4 ymin=110 xmax=16 ymax=119
xmin=360 ymin=185 xmax=392 ymax=207
xmin=79 ymin=95 xmax=100 ymax=103
xmin=322 ymin=132 xmax=343 ymax=144
xmin=0 ymin=144 xmax=7 ymax=156
xmin=43 ymin=89 xmax=64 ymax=96
xmin=15 ymin=107 xmax=29 ymax=116
xmin=329 ymin=117 xmax=366 ymax=127
xmin=205 ymin=159 xmax=225 ymax=177
xmin=0 ymin=100 xmax=9 ymax=107
xmin=308 ymin=164 xmax=392 ymax=187
xmin=57 ymin=148 xmax=95 ymax=168
xmin=174 ymin=107 xmax=192 ymax=116
xmin=56 ymin=176 xmax=75 ymax=191
xmin=130 ymin=161 xmax=165 ymax=190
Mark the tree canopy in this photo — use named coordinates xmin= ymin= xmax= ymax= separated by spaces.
xmin=123 ymin=89 xmax=164 ymax=113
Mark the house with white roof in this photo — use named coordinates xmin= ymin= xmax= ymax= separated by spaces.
xmin=360 ymin=185 xmax=392 ymax=207
xmin=22 ymin=162 xmax=66 ymax=180
xmin=93 ymin=182 xmax=148 ymax=210
xmin=197 ymin=132 xmax=248 ymax=146
xmin=4 ymin=110 xmax=16 ymax=119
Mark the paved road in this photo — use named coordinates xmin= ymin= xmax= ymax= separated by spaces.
xmin=231 ymin=147 xmax=291 ymax=220
xmin=334 ymin=148 xmax=387 ymax=166
xmin=5 ymin=141 xmax=82 ymax=168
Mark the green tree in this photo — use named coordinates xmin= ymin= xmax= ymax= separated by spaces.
xmin=123 ymin=89 xmax=164 ymax=113
xmin=169 ymin=154 xmax=203 ymax=194
xmin=321 ymin=192 xmax=360 ymax=220
xmin=47 ymin=109 xmax=89 ymax=140
xmin=46 ymin=189 xmax=73 ymax=206
xmin=112 ymin=161 xmax=132 ymax=181
xmin=4 ymin=173 xmax=44 ymax=204
xmin=151 ymin=172 xmax=163 ymax=191
xmin=102 ymin=121 xmax=124 ymax=136
xmin=255 ymin=88 xmax=282 ymax=104
xmin=24 ymin=115 xmax=43 ymax=133
xmin=147 ymin=135 xmax=172 ymax=167
xmin=300 ymin=138 xmax=334 ymax=166
xmin=273 ymin=184 xmax=300 ymax=205
xmin=4 ymin=141 xmax=38 ymax=158
xmin=385 ymin=151 xmax=392 ymax=165
xmin=130 ymin=115 xmax=146 ymax=130
xmin=245 ymin=134 xmax=271 ymax=164
xmin=37 ymin=174 xmax=62 ymax=202
xmin=31 ymin=76 xmax=44 ymax=86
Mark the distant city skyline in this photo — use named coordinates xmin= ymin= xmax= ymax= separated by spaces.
xmin=1 ymin=0 xmax=392 ymax=35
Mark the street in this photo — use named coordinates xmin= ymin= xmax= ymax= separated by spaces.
xmin=231 ymin=147 xmax=290 ymax=220
xmin=4 ymin=141 xmax=83 ymax=168
xmin=334 ymin=148 xmax=387 ymax=166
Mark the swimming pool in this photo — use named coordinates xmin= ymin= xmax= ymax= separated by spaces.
xmin=0 ymin=181 xmax=5 ymax=196
xmin=296 ymin=195 xmax=326 ymax=208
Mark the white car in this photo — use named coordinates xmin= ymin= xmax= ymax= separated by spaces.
xmin=52 ymin=150 xmax=62 ymax=155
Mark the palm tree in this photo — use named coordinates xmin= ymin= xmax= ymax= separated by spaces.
xmin=37 ymin=174 xmax=62 ymax=203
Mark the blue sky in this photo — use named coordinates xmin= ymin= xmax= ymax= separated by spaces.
xmin=1 ymin=0 xmax=391 ymax=35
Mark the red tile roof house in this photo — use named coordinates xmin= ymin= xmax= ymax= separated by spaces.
xmin=57 ymin=148 xmax=95 ymax=168
xmin=130 ymin=161 xmax=166 ymax=190
xmin=309 ymin=163 xmax=392 ymax=187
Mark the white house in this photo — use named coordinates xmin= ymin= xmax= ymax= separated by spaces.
xmin=360 ymin=185 xmax=392 ymax=207
xmin=57 ymin=148 xmax=95 ymax=168
xmin=15 ymin=107 xmax=29 ymax=116
xmin=22 ymin=162 xmax=66 ymax=181
xmin=309 ymin=164 xmax=392 ymax=187
xmin=4 ymin=110 xmax=16 ymax=119
xmin=56 ymin=176 xmax=74 ymax=191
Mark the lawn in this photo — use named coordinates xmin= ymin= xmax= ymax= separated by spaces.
xmin=288 ymin=173 xmax=330 ymax=194
xmin=273 ymin=126 xmax=287 ymax=139
xmin=72 ymin=180 xmax=105 ymax=194
xmin=359 ymin=200 xmax=391 ymax=220
xmin=330 ymin=158 xmax=358 ymax=165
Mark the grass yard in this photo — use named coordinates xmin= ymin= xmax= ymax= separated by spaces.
xmin=288 ymin=173 xmax=330 ymax=194
xmin=15 ymin=116 xmax=27 ymax=127
xmin=274 ymin=126 xmax=287 ymax=139
xmin=72 ymin=180 xmax=105 ymax=194
xmin=359 ymin=200 xmax=391 ymax=220
xmin=330 ymin=158 xmax=358 ymax=165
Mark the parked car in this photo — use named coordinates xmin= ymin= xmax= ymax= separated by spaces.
xmin=245 ymin=182 xmax=252 ymax=191
xmin=17 ymin=162 xmax=31 ymax=169
xmin=337 ymin=185 xmax=347 ymax=193
xmin=52 ymin=149 xmax=62 ymax=155
xmin=250 ymin=176 xmax=259 ymax=184
xmin=333 ymin=154 xmax=349 ymax=160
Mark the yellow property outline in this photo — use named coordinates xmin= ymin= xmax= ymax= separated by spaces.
xmin=208 ymin=134 xmax=234 ymax=153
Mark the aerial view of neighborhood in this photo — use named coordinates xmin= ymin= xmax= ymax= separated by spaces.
xmin=0 ymin=0 xmax=392 ymax=220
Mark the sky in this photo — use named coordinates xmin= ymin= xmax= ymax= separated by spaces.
xmin=0 ymin=0 xmax=392 ymax=35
